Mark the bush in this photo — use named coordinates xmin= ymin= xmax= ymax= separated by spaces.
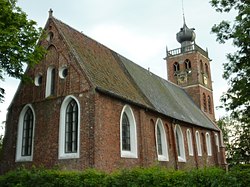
xmin=0 ymin=165 xmax=249 ymax=187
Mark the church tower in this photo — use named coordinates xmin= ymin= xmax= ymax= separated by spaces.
xmin=165 ymin=20 xmax=215 ymax=121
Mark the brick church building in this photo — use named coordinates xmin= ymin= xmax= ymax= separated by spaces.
xmin=1 ymin=10 xmax=227 ymax=173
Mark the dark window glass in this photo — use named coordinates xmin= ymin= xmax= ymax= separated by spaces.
xmin=122 ymin=113 xmax=131 ymax=151
xmin=173 ymin=62 xmax=180 ymax=72
xmin=62 ymin=68 xmax=68 ymax=78
xmin=65 ymin=100 xmax=78 ymax=153
xmin=185 ymin=59 xmax=191 ymax=69
xmin=50 ymin=68 xmax=56 ymax=95
xmin=157 ymin=125 xmax=163 ymax=155
xmin=21 ymin=108 xmax=33 ymax=156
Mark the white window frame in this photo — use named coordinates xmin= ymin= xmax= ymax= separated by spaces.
xmin=195 ymin=131 xmax=202 ymax=156
xmin=206 ymin=132 xmax=212 ymax=156
xmin=175 ymin=125 xmax=186 ymax=162
xmin=120 ymin=105 xmax=138 ymax=158
xmin=214 ymin=133 xmax=220 ymax=152
xmin=59 ymin=95 xmax=80 ymax=159
xmin=16 ymin=104 xmax=35 ymax=162
xmin=45 ymin=66 xmax=56 ymax=97
xmin=155 ymin=118 xmax=169 ymax=161
xmin=186 ymin=129 xmax=194 ymax=156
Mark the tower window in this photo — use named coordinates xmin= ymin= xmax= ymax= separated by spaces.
xmin=205 ymin=63 xmax=209 ymax=77
xmin=208 ymin=95 xmax=212 ymax=114
xmin=200 ymin=60 xmax=203 ymax=73
xmin=173 ymin=62 xmax=180 ymax=75
xmin=184 ymin=59 xmax=191 ymax=70
xmin=203 ymin=93 xmax=207 ymax=111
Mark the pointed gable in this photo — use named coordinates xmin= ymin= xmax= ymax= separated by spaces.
xmin=51 ymin=17 xmax=218 ymax=131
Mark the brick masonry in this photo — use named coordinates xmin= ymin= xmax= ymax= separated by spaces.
xmin=0 ymin=18 xmax=227 ymax=174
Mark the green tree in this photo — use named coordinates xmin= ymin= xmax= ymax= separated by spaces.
xmin=217 ymin=116 xmax=250 ymax=166
xmin=0 ymin=0 xmax=45 ymax=102
xmin=210 ymin=0 xmax=250 ymax=124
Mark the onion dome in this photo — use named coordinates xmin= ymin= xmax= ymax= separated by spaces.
xmin=176 ymin=22 xmax=196 ymax=47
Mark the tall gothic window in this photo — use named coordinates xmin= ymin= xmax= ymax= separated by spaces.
xmin=186 ymin=129 xmax=193 ymax=156
xmin=16 ymin=104 xmax=35 ymax=162
xmin=59 ymin=96 xmax=80 ymax=159
xmin=21 ymin=108 xmax=34 ymax=156
xmin=206 ymin=132 xmax=212 ymax=156
xmin=195 ymin=131 xmax=202 ymax=156
xmin=203 ymin=93 xmax=207 ymax=111
xmin=175 ymin=125 xmax=186 ymax=162
xmin=120 ymin=105 xmax=137 ymax=158
xmin=122 ymin=113 xmax=131 ymax=151
xmin=155 ymin=119 xmax=169 ymax=161
xmin=65 ymin=99 xmax=78 ymax=153
xmin=200 ymin=60 xmax=203 ymax=73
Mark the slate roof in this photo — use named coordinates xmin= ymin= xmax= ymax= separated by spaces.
xmin=51 ymin=17 xmax=218 ymax=131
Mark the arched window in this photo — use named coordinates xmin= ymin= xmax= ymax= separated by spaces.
xmin=120 ymin=105 xmax=137 ymax=158
xmin=200 ymin=60 xmax=203 ymax=73
xmin=175 ymin=125 xmax=186 ymax=162
xmin=59 ymin=96 xmax=80 ymax=159
xmin=195 ymin=131 xmax=202 ymax=156
xmin=186 ymin=129 xmax=193 ymax=156
xmin=185 ymin=59 xmax=191 ymax=70
xmin=215 ymin=133 xmax=220 ymax=152
xmin=173 ymin=62 xmax=180 ymax=74
xmin=155 ymin=119 xmax=169 ymax=161
xmin=208 ymin=95 xmax=212 ymax=113
xmin=203 ymin=93 xmax=207 ymax=111
xmin=16 ymin=104 xmax=35 ymax=162
xmin=46 ymin=66 xmax=56 ymax=97
xmin=205 ymin=63 xmax=209 ymax=77
xmin=206 ymin=132 xmax=212 ymax=156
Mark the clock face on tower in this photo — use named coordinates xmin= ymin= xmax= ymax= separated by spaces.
xmin=177 ymin=73 xmax=187 ymax=84
xmin=203 ymin=75 xmax=208 ymax=85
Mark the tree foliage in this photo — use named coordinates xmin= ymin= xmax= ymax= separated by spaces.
xmin=0 ymin=0 xmax=45 ymax=102
xmin=210 ymin=0 xmax=250 ymax=124
xmin=218 ymin=116 xmax=250 ymax=166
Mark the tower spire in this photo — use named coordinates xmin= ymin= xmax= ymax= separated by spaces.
xmin=182 ymin=0 xmax=186 ymax=25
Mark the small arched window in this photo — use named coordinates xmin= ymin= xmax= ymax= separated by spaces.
xmin=200 ymin=60 xmax=203 ymax=73
xmin=59 ymin=96 xmax=80 ymax=159
xmin=173 ymin=62 xmax=180 ymax=74
xmin=185 ymin=59 xmax=191 ymax=70
xmin=208 ymin=95 xmax=212 ymax=113
xmin=205 ymin=63 xmax=209 ymax=77
xmin=195 ymin=131 xmax=202 ymax=156
xmin=16 ymin=104 xmax=35 ymax=162
xmin=203 ymin=93 xmax=207 ymax=111
xmin=155 ymin=119 xmax=169 ymax=161
xmin=120 ymin=105 xmax=137 ymax=158
xmin=186 ymin=129 xmax=193 ymax=156
xmin=46 ymin=66 xmax=56 ymax=97
xmin=206 ymin=132 xmax=212 ymax=156
xmin=175 ymin=125 xmax=186 ymax=162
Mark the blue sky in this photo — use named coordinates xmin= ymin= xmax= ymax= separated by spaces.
xmin=0 ymin=0 xmax=236 ymax=134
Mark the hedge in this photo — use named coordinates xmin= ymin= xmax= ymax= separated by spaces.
xmin=0 ymin=165 xmax=249 ymax=187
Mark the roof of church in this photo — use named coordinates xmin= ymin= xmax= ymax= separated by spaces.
xmin=51 ymin=17 xmax=218 ymax=131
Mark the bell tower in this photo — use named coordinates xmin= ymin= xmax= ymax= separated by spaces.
xmin=165 ymin=19 xmax=215 ymax=121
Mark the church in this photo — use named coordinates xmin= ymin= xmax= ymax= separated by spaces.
xmin=1 ymin=10 xmax=227 ymax=173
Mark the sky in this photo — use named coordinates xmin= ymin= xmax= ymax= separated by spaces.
xmin=0 ymin=0 xmax=236 ymax=135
